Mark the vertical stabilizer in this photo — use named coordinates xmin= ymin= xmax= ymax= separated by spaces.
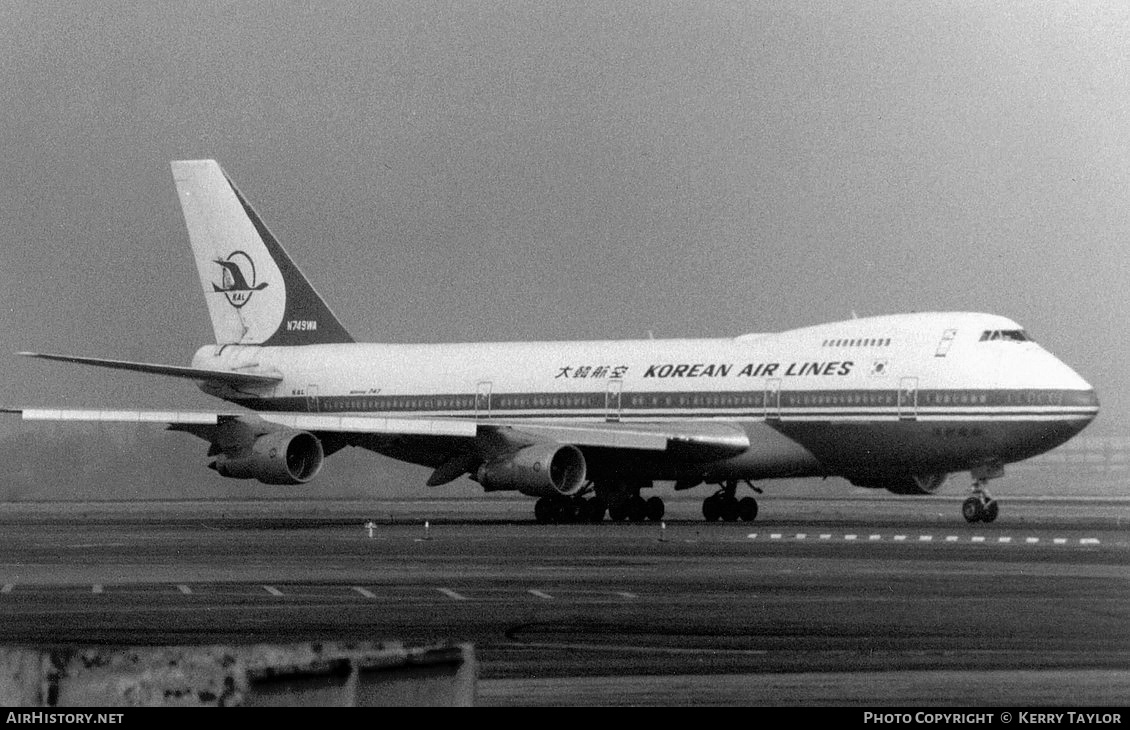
xmin=171 ymin=159 xmax=354 ymax=346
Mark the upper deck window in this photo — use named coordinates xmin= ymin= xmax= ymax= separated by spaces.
xmin=979 ymin=329 xmax=1032 ymax=342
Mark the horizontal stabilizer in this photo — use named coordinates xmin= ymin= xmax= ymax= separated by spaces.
xmin=18 ymin=352 xmax=282 ymax=388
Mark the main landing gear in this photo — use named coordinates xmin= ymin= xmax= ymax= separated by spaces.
xmin=702 ymin=480 xmax=759 ymax=522
xmin=533 ymin=480 xmax=666 ymax=524
xmin=961 ymin=477 xmax=999 ymax=524
xmin=534 ymin=495 xmax=607 ymax=524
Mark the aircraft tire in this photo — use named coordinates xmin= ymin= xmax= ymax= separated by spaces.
xmin=738 ymin=496 xmax=758 ymax=522
xmin=564 ymin=499 xmax=585 ymax=523
xmin=720 ymin=497 xmax=740 ymax=522
xmin=645 ymin=496 xmax=665 ymax=521
xmin=981 ymin=499 xmax=999 ymax=523
xmin=702 ymin=496 xmax=721 ymax=522
xmin=962 ymin=496 xmax=983 ymax=523
xmin=628 ymin=495 xmax=647 ymax=522
xmin=608 ymin=501 xmax=629 ymax=522
xmin=534 ymin=497 xmax=554 ymax=524
xmin=587 ymin=497 xmax=607 ymax=523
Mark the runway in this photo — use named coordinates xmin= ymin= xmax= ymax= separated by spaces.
xmin=0 ymin=495 xmax=1126 ymax=706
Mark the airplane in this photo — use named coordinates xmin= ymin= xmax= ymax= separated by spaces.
xmin=5 ymin=160 xmax=1100 ymax=524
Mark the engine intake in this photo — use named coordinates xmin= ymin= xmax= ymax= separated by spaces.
xmin=210 ymin=429 xmax=324 ymax=485
xmin=850 ymin=473 xmax=948 ymax=495
xmin=476 ymin=443 xmax=586 ymax=498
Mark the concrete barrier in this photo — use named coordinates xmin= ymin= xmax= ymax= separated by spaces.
xmin=0 ymin=641 xmax=476 ymax=706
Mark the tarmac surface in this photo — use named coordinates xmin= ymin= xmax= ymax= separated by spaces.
xmin=0 ymin=494 xmax=1126 ymax=706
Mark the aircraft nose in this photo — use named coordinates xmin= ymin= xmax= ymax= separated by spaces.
xmin=1059 ymin=362 xmax=1099 ymax=422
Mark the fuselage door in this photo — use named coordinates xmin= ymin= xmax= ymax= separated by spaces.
xmin=764 ymin=377 xmax=782 ymax=421
xmin=305 ymin=384 xmax=320 ymax=413
xmin=475 ymin=381 xmax=492 ymax=419
xmin=605 ymin=378 xmax=623 ymax=422
xmin=935 ymin=329 xmax=957 ymax=357
xmin=898 ymin=376 xmax=918 ymax=421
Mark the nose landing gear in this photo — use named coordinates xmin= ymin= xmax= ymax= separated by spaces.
xmin=962 ymin=475 xmax=999 ymax=523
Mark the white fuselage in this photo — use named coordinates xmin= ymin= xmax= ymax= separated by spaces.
xmin=193 ymin=311 xmax=1098 ymax=484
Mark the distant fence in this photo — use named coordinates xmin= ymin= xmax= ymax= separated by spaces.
xmin=1011 ymin=432 xmax=1130 ymax=479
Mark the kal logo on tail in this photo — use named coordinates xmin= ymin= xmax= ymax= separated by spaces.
xmin=212 ymin=251 xmax=268 ymax=308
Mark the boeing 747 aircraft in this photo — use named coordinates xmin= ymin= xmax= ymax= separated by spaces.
xmin=6 ymin=160 xmax=1100 ymax=523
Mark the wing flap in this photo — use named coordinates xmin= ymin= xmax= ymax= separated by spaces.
xmin=488 ymin=420 xmax=750 ymax=459
xmin=259 ymin=413 xmax=478 ymax=438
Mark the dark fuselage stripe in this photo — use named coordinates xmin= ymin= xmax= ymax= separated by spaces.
xmin=238 ymin=387 xmax=1098 ymax=419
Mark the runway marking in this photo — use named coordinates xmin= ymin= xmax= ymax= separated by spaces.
xmin=262 ymin=585 xmax=283 ymax=597
xmin=92 ymin=584 xmax=103 ymax=594
xmin=528 ymin=590 xmax=553 ymax=600
xmin=437 ymin=587 xmax=467 ymax=601
xmin=177 ymin=585 xmax=192 ymax=595
xmin=0 ymin=584 xmax=12 ymax=594
xmin=742 ymin=532 xmax=1102 ymax=546
xmin=352 ymin=586 xmax=376 ymax=599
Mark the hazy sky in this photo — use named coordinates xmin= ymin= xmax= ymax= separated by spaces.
xmin=2 ymin=1 xmax=1129 ymax=429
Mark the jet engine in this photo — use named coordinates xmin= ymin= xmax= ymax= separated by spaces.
xmin=209 ymin=429 xmax=324 ymax=485
xmin=849 ymin=473 xmax=948 ymax=495
xmin=476 ymin=443 xmax=586 ymax=498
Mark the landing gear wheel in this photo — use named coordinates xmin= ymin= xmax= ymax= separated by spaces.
xmin=962 ymin=496 xmax=983 ymax=523
xmin=628 ymin=495 xmax=647 ymax=522
xmin=608 ymin=501 xmax=629 ymax=523
xmin=556 ymin=499 xmax=579 ymax=524
xmin=534 ymin=497 xmax=554 ymax=524
xmin=587 ymin=497 xmax=607 ymax=523
xmin=981 ymin=499 xmax=999 ymax=523
xmin=702 ymin=495 xmax=721 ymax=522
xmin=737 ymin=497 xmax=758 ymax=522
xmin=720 ymin=497 xmax=740 ymax=522
xmin=964 ymin=471 xmax=1002 ymax=525
xmin=645 ymin=496 xmax=665 ymax=522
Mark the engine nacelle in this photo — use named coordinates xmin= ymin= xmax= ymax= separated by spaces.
xmin=476 ymin=443 xmax=586 ymax=498
xmin=850 ymin=473 xmax=948 ymax=495
xmin=210 ymin=430 xmax=324 ymax=485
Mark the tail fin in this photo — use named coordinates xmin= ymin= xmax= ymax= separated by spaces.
xmin=171 ymin=159 xmax=355 ymax=347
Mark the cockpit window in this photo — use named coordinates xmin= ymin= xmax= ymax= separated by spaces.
xmin=979 ymin=329 xmax=1032 ymax=342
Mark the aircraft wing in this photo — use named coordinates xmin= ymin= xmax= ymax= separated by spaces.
xmin=2 ymin=408 xmax=748 ymax=457
xmin=17 ymin=352 xmax=282 ymax=388
xmin=2 ymin=408 xmax=750 ymax=487
xmin=2 ymin=408 xmax=477 ymax=438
